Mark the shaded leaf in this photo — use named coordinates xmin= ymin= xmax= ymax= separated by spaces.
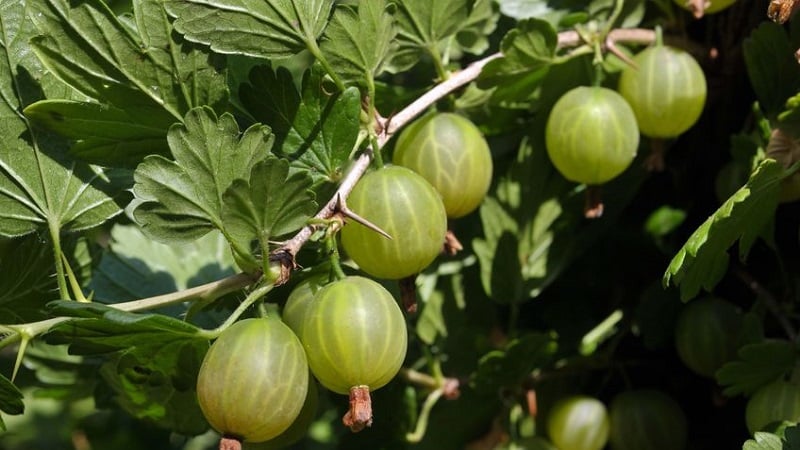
xmin=241 ymin=65 xmax=360 ymax=186
xmin=388 ymin=0 xmax=474 ymax=71
xmin=89 ymin=225 xmax=236 ymax=304
xmin=320 ymin=0 xmax=396 ymax=88
xmin=222 ymin=157 xmax=317 ymax=273
xmin=132 ymin=107 xmax=272 ymax=245
xmin=27 ymin=0 xmax=227 ymax=166
xmin=716 ymin=340 xmax=797 ymax=397
xmin=166 ymin=0 xmax=335 ymax=59
xmin=478 ymin=18 xmax=557 ymax=88
xmin=0 ymin=373 xmax=24 ymax=431
xmin=0 ymin=0 xmax=123 ymax=238
xmin=744 ymin=22 xmax=800 ymax=120
xmin=0 ymin=235 xmax=58 ymax=323
xmin=664 ymin=159 xmax=783 ymax=301
xmin=99 ymin=338 xmax=208 ymax=435
xmin=471 ymin=333 xmax=558 ymax=393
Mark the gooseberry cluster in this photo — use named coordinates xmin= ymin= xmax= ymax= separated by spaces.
xmin=195 ymin=113 xmax=493 ymax=449
xmin=544 ymin=43 xmax=707 ymax=211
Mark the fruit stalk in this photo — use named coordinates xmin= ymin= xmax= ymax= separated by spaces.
xmin=219 ymin=437 xmax=241 ymax=450
xmin=343 ymin=385 xmax=373 ymax=432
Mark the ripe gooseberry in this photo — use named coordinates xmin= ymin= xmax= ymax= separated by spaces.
xmin=746 ymin=378 xmax=800 ymax=434
xmin=609 ymin=390 xmax=688 ymax=450
xmin=545 ymin=86 xmax=639 ymax=185
xmin=298 ymin=276 xmax=407 ymax=431
xmin=393 ymin=112 xmax=493 ymax=218
xmin=244 ymin=379 xmax=318 ymax=450
xmin=340 ymin=166 xmax=447 ymax=279
xmin=197 ymin=318 xmax=308 ymax=445
xmin=547 ymin=395 xmax=610 ymax=450
xmin=618 ymin=45 xmax=707 ymax=138
xmin=674 ymin=297 xmax=742 ymax=378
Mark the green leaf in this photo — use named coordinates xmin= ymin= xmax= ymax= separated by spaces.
xmin=0 ymin=235 xmax=58 ymax=323
xmin=99 ymin=339 xmax=208 ymax=435
xmin=241 ymin=65 xmax=360 ymax=186
xmin=0 ymin=1 xmax=123 ymax=238
xmin=744 ymin=432 xmax=784 ymax=450
xmin=27 ymin=0 xmax=228 ymax=166
xmin=471 ymin=333 xmax=558 ymax=393
xmin=89 ymin=225 xmax=236 ymax=304
xmin=132 ymin=107 xmax=272 ymax=244
xmin=0 ymin=373 xmax=24 ymax=431
xmin=166 ymin=0 xmax=335 ymax=59
xmin=320 ymin=0 xmax=396 ymax=89
xmin=449 ymin=0 xmax=499 ymax=57
xmin=477 ymin=18 xmax=558 ymax=107
xmin=393 ymin=0 xmax=474 ymax=49
xmin=664 ymin=159 xmax=783 ymax=301
xmin=24 ymin=101 xmax=167 ymax=167
xmin=744 ymin=22 xmax=800 ymax=119
xmin=221 ymin=156 xmax=317 ymax=273
xmin=716 ymin=340 xmax=798 ymax=397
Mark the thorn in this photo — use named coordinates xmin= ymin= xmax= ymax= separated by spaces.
xmin=605 ymin=36 xmax=637 ymax=70
xmin=336 ymin=193 xmax=393 ymax=240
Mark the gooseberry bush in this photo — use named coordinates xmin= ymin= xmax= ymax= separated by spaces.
xmin=2 ymin=0 xmax=800 ymax=449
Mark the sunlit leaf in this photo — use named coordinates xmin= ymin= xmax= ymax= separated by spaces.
xmin=26 ymin=0 xmax=228 ymax=166
xmin=241 ymin=65 xmax=360 ymax=186
xmin=320 ymin=0 xmax=396 ymax=88
xmin=132 ymin=107 xmax=272 ymax=245
xmin=222 ymin=156 xmax=317 ymax=273
xmin=478 ymin=18 xmax=557 ymax=90
xmin=664 ymin=159 xmax=783 ymax=301
xmin=166 ymin=0 xmax=335 ymax=59
xmin=0 ymin=0 xmax=123 ymax=238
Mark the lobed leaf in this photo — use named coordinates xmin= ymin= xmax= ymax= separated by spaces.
xmin=166 ymin=0 xmax=335 ymax=59
xmin=222 ymin=157 xmax=317 ymax=273
xmin=478 ymin=18 xmax=557 ymax=90
xmin=132 ymin=107 xmax=272 ymax=244
xmin=743 ymin=432 xmax=784 ymax=450
xmin=663 ymin=159 xmax=783 ymax=301
xmin=0 ymin=235 xmax=58 ymax=323
xmin=27 ymin=0 xmax=227 ymax=166
xmin=320 ymin=0 xmax=396 ymax=89
xmin=716 ymin=340 xmax=798 ymax=397
xmin=0 ymin=0 xmax=123 ymax=238
xmin=743 ymin=22 xmax=800 ymax=120
xmin=241 ymin=65 xmax=360 ymax=187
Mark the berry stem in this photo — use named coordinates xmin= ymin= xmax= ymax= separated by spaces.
xmin=584 ymin=186 xmax=604 ymax=219
xmin=343 ymin=385 xmax=373 ymax=432
xmin=219 ymin=437 xmax=242 ymax=450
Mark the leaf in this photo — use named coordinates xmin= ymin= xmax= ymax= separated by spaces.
xmin=450 ymin=0 xmax=499 ymax=57
xmin=744 ymin=22 xmax=800 ymax=119
xmin=99 ymin=339 xmax=208 ymax=435
xmin=27 ymin=0 xmax=228 ymax=166
xmin=0 ymin=372 xmax=24 ymax=431
xmin=471 ymin=333 xmax=558 ymax=393
xmin=664 ymin=159 xmax=783 ymax=301
xmin=89 ymin=225 xmax=236 ymax=303
xmin=744 ymin=432 xmax=784 ymax=450
xmin=716 ymin=340 xmax=797 ymax=397
xmin=387 ymin=0 xmax=474 ymax=72
xmin=320 ymin=0 xmax=396 ymax=88
xmin=241 ymin=65 xmax=360 ymax=186
xmin=132 ymin=107 xmax=272 ymax=244
xmin=221 ymin=156 xmax=317 ymax=272
xmin=477 ymin=18 xmax=559 ymax=107
xmin=166 ymin=0 xmax=335 ymax=59
xmin=0 ymin=0 xmax=123 ymax=238
xmin=0 ymin=235 xmax=58 ymax=323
